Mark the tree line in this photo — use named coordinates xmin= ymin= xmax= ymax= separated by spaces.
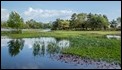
xmin=52 ymin=13 xmax=121 ymax=31
xmin=1 ymin=11 xmax=121 ymax=31
xmin=1 ymin=12 xmax=52 ymax=29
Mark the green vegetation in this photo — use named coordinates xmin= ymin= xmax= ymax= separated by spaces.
xmin=7 ymin=11 xmax=24 ymax=33
xmin=2 ymin=30 xmax=121 ymax=62
xmin=1 ymin=30 xmax=121 ymax=63
xmin=1 ymin=30 xmax=120 ymax=38
xmin=110 ymin=17 xmax=121 ymax=30
xmin=1 ymin=11 xmax=121 ymax=31
xmin=25 ymin=19 xmax=42 ymax=29
xmin=1 ymin=11 xmax=121 ymax=64
xmin=51 ymin=13 xmax=121 ymax=31
xmin=62 ymin=37 xmax=121 ymax=63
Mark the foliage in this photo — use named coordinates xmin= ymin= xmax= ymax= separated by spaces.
xmin=26 ymin=19 xmax=42 ymax=29
xmin=2 ymin=30 xmax=121 ymax=63
xmin=62 ymin=37 xmax=121 ymax=63
xmin=7 ymin=11 xmax=24 ymax=29
xmin=52 ymin=13 xmax=111 ymax=31
xmin=2 ymin=11 xmax=121 ymax=31
xmin=1 ymin=21 xmax=9 ymax=28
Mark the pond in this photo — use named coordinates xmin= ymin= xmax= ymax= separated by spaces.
xmin=106 ymin=35 xmax=121 ymax=40
xmin=41 ymin=29 xmax=51 ymax=32
xmin=1 ymin=37 xmax=121 ymax=69
xmin=1 ymin=37 xmax=81 ymax=69
xmin=1 ymin=28 xmax=51 ymax=32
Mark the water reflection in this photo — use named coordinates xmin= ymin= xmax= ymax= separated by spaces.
xmin=47 ymin=42 xmax=60 ymax=55
xmin=106 ymin=35 xmax=121 ymax=40
xmin=1 ymin=37 xmax=121 ymax=69
xmin=2 ymin=37 xmax=70 ymax=57
xmin=41 ymin=43 xmax=45 ymax=56
xmin=32 ymin=40 xmax=68 ymax=57
xmin=33 ymin=41 xmax=41 ymax=56
xmin=7 ymin=39 xmax=24 ymax=57
xmin=32 ymin=41 xmax=46 ymax=57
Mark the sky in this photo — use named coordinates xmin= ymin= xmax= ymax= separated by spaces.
xmin=1 ymin=1 xmax=121 ymax=23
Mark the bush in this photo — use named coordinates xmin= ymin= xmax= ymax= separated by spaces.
xmin=11 ymin=29 xmax=22 ymax=34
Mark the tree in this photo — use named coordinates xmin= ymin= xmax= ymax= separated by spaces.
xmin=116 ymin=17 xmax=121 ymax=29
xmin=87 ymin=13 xmax=93 ymax=30
xmin=116 ymin=17 xmax=121 ymax=23
xmin=102 ymin=15 xmax=109 ymax=30
xmin=70 ymin=13 xmax=77 ymax=29
xmin=42 ymin=23 xmax=52 ymax=29
xmin=7 ymin=11 xmax=24 ymax=33
xmin=26 ymin=19 xmax=42 ymax=29
xmin=86 ymin=13 xmax=109 ymax=30
xmin=77 ymin=13 xmax=87 ymax=30
xmin=51 ymin=13 xmax=113 ymax=31
xmin=87 ymin=13 xmax=98 ymax=30
xmin=110 ymin=17 xmax=121 ymax=30
xmin=1 ymin=21 xmax=9 ymax=28
xmin=51 ymin=18 xmax=60 ymax=30
xmin=51 ymin=19 xmax=70 ymax=30
xmin=58 ymin=20 xmax=70 ymax=30
xmin=110 ymin=19 xmax=117 ymax=28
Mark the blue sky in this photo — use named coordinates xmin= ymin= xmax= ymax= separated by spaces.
xmin=1 ymin=1 xmax=121 ymax=23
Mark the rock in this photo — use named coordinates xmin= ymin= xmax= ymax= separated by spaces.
xmin=73 ymin=59 xmax=77 ymax=62
xmin=59 ymin=55 xmax=63 ymax=59
xmin=65 ymin=61 xmax=68 ymax=63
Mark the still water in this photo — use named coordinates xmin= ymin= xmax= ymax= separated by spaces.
xmin=1 ymin=37 xmax=121 ymax=69
xmin=1 ymin=37 xmax=83 ymax=69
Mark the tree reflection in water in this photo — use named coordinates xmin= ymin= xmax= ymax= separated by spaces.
xmin=41 ymin=43 xmax=45 ymax=56
xmin=47 ymin=42 xmax=60 ymax=56
xmin=32 ymin=41 xmax=60 ymax=57
xmin=33 ymin=41 xmax=41 ymax=56
xmin=7 ymin=38 xmax=69 ymax=57
xmin=33 ymin=41 xmax=46 ymax=57
xmin=7 ymin=39 xmax=24 ymax=57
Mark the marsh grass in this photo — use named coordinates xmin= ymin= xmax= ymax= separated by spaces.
xmin=62 ymin=36 xmax=121 ymax=63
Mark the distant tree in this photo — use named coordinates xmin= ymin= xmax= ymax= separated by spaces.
xmin=7 ymin=11 xmax=24 ymax=33
xmin=87 ymin=13 xmax=109 ymax=30
xmin=59 ymin=20 xmax=70 ymax=30
xmin=1 ymin=21 xmax=9 ymax=28
xmin=70 ymin=13 xmax=77 ymax=29
xmin=116 ymin=17 xmax=121 ymax=29
xmin=51 ymin=18 xmax=60 ymax=30
xmin=116 ymin=17 xmax=121 ymax=23
xmin=87 ymin=13 xmax=93 ymax=30
xmin=43 ymin=23 xmax=52 ymax=29
xmin=87 ymin=13 xmax=98 ymax=30
xmin=77 ymin=13 xmax=87 ymax=30
xmin=51 ymin=13 xmax=117 ymax=31
xmin=102 ymin=15 xmax=109 ymax=30
xmin=110 ymin=19 xmax=117 ymax=28
xmin=26 ymin=19 xmax=42 ymax=29
xmin=51 ymin=19 xmax=70 ymax=30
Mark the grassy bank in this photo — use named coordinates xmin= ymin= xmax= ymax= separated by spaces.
xmin=1 ymin=30 xmax=121 ymax=38
xmin=1 ymin=30 xmax=121 ymax=63
xmin=62 ymin=37 xmax=121 ymax=63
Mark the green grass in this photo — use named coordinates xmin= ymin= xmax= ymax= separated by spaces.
xmin=62 ymin=36 xmax=121 ymax=63
xmin=1 ymin=30 xmax=121 ymax=38
xmin=1 ymin=30 xmax=121 ymax=63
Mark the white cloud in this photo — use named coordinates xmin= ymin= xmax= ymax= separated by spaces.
xmin=1 ymin=8 xmax=9 ymax=21
xmin=24 ymin=7 xmax=75 ymax=21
